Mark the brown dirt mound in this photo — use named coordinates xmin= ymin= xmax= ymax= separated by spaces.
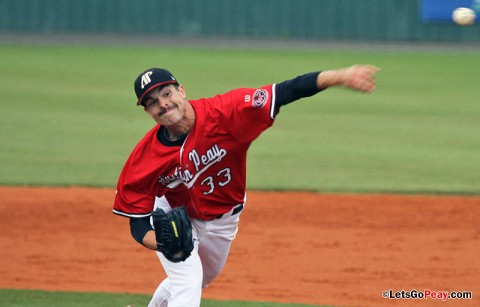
xmin=0 ymin=186 xmax=479 ymax=307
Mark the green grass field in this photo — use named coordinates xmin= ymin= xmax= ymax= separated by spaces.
xmin=1 ymin=44 xmax=479 ymax=194
xmin=0 ymin=289 xmax=323 ymax=307
xmin=1 ymin=43 xmax=479 ymax=306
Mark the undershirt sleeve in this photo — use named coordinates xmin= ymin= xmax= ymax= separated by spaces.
xmin=275 ymin=71 xmax=322 ymax=107
xmin=130 ymin=216 xmax=153 ymax=245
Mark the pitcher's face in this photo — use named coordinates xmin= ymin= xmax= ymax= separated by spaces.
xmin=143 ymin=84 xmax=189 ymax=126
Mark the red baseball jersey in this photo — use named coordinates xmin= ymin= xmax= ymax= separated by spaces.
xmin=113 ymin=85 xmax=277 ymax=220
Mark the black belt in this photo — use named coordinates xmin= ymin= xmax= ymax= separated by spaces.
xmin=215 ymin=203 xmax=244 ymax=219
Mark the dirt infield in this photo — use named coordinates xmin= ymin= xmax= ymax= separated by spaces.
xmin=0 ymin=186 xmax=479 ymax=307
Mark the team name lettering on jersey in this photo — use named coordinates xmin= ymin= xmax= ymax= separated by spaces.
xmin=158 ymin=144 xmax=227 ymax=189
xmin=158 ymin=166 xmax=193 ymax=186
xmin=188 ymin=144 xmax=227 ymax=172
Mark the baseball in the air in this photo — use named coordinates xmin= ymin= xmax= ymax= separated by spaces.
xmin=452 ymin=7 xmax=476 ymax=26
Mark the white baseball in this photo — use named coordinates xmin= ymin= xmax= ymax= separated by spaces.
xmin=452 ymin=7 xmax=476 ymax=26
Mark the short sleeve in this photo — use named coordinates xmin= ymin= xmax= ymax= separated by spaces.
xmin=219 ymin=85 xmax=277 ymax=143
xmin=113 ymin=154 xmax=156 ymax=218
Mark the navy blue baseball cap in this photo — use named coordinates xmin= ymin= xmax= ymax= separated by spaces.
xmin=134 ymin=68 xmax=178 ymax=106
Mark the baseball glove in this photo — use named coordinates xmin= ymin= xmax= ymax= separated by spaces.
xmin=152 ymin=206 xmax=194 ymax=263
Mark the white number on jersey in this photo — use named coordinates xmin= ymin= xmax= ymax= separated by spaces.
xmin=200 ymin=167 xmax=232 ymax=195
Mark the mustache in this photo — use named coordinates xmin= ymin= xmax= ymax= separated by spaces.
xmin=158 ymin=104 xmax=176 ymax=116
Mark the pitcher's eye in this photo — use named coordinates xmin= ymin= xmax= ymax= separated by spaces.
xmin=147 ymin=100 xmax=158 ymax=110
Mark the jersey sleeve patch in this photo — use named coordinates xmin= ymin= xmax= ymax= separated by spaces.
xmin=252 ymin=89 xmax=268 ymax=108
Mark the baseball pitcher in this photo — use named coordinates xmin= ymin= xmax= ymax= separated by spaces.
xmin=113 ymin=64 xmax=379 ymax=306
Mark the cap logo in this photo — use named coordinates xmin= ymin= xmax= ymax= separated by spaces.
xmin=140 ymin=71 xmax=153 ymax=89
